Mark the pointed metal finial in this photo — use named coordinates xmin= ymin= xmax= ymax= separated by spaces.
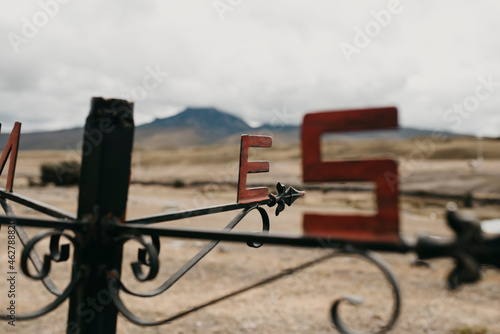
xmin=268 ymin=182 xmax=305 ymax=216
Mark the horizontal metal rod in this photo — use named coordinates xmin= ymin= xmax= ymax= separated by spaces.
xmin=0 ymin=188 xmax=76 ymax=220
xmin=111 ymin=251 xmax=339 ymax=326
xmin=111 ymin=223 xmax=414 ymax=253
xmin=127 ymin=200 xmax=270 ymax=225
xmin=121 ymin=206 xmax=260 ymax=298
xmin=0 ymin=216 xmax=88 ymax=231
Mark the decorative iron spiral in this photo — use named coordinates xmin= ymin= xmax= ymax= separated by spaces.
xmin=105 ymin=206 xmax=273 ymax=326
xmin=0 ymin=230 xmax=82 ymax=320
xmin=106 ymin=241 xmax=400 ymax=332
xmin=115 ymin=205 xmax=270 ymax=299
xmin=0 ymin=198 xmax=66 ymax=296
xmin=108 ymin=234 xmax=160 ymax=282
xmin=245 ymin=206 xmax=270 ymax=248
xmin=330 ymin=248 xmax=401 ymax=334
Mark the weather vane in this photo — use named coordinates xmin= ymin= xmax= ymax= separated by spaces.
xmin=0 ymin=98 xmax=498 ymax=334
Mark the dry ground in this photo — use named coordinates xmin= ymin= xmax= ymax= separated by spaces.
xmin=0 ymin=140 xmax=499 ymax=333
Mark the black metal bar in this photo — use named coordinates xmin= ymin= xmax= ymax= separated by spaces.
xmin=0 ymin=216 xmax=87 ymax=230
xmin=0 ymin=188 xmax=76 ymax=220
xmin=67 ymin=98 xmax=135 ymax=334
xmin=126 ymin=182 xmax=303 ymax=225
xmin=110 ymin=222 xmax=413 ymax=253
xmin=121 ymin=205 xmax=266 ymax=297
xmin=127 ymin=200 xmax=269 ymax=225
xmin=110 ymin=251 xmax=339 ymax=326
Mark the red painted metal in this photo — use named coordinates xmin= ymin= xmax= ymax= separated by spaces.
xmin=237 ymin=135 xmax=272 ymax=204
xmin=301 ymin=107 xmax=400 ymax=243
xmin=0 ymin=122 xmax=22 ymax=192
xmin=2 ymin=101 xmax=498 ymax=333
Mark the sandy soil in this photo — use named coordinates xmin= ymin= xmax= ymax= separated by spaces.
xmin=0 ymin=182 xmax=499 ymax=334
xmin=0 ymin=145 xmax=499 ymax=333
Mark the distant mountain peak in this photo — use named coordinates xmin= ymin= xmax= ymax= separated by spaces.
xmin=150 ymin=107 xmax=247 ymax=126
xmin=141 ymin=107 xmax=251 ymax=142
xmin=8 ymin=106 xmax=475 ymax=150
xmin=183 ymin=106 xmax=223 ymax=115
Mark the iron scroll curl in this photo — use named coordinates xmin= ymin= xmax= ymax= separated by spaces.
xmin=330 ymin=248 xmax=401 ymax=334
xmin=245 ymin=206 xmax=270 ymax=248
xmin=0 ymin=230 xmax=82 ymax=321
xmin=109 ymin=234 xmax=160 ymax=282
xmin=0 ymin=196 xmax=68 ymax=296
xmin=111 ymin=204 xmax=271 ymax=299
xmin=106 ymin=237 xmax=401 ymax=333
xmin=105 ymin=204 xmax=272 ymax=326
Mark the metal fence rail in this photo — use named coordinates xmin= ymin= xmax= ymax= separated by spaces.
xmin=0 ymin=98 xmax=498 ymax=334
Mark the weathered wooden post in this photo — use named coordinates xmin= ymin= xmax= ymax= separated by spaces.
xmin=67 ymin=97 xmax=134 ymax=333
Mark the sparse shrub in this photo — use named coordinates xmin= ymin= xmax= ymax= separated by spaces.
xmin=463 ymin=191 xmax=474 ymax=208
xmin=41 ymin=161 xmax=80 ymax=186
xmin=452 ymin=326 xmax=488 ymax=334
xmin=173 ymin=179 xmax=185 ymax=188
xmin=27 ymin=176 xmax=40 ymax=187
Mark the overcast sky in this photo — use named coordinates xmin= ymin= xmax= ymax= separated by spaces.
xmin=1 ymin=1 xmax=500 ymax=137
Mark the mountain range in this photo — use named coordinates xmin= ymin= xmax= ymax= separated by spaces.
xmin=1 ymin=107 xmax=468 ymax=150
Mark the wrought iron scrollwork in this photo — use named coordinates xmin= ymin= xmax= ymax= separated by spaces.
xmin=245 ymin=206 xmax=270 ymax=248
xmin=0 ymin=230 xmax=82 ymax=320
xmin=111 ymin=204 xmax=272 ymax=299
xmin=137 ymin=235 xmax=161 ymax=267
xmin=416 ymin=202 xmax=500 ymax=290
xmin=107 ymin=244 xmax=401 ymax=333
xmin=0 ymin=197 xmax=66 ymax=296
xmin=49 ymin=233 xmax=71 ymax=262
xmin=110 ymin=234 xmax=159 ymax=282
xmin=330 ymin=248 xmax=401 ymax=334
xmin=106 ymin=250 xmax=336 ymax=327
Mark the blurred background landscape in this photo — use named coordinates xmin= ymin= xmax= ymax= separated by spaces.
xmin=2 ymin=0 xmax=500 ymax=332
xmin=0 ymin=106 xmax=499 ymax=333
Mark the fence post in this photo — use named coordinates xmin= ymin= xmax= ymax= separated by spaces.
xmin=67 ymin=97 xmax=134 ymax=334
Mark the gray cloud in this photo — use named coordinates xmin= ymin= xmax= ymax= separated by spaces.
xmin=1 ymin=0 xmax=500 ymax=136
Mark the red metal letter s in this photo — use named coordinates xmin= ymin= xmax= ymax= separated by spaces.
xmin=302 ymin=107 xmax=400 ymax=243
